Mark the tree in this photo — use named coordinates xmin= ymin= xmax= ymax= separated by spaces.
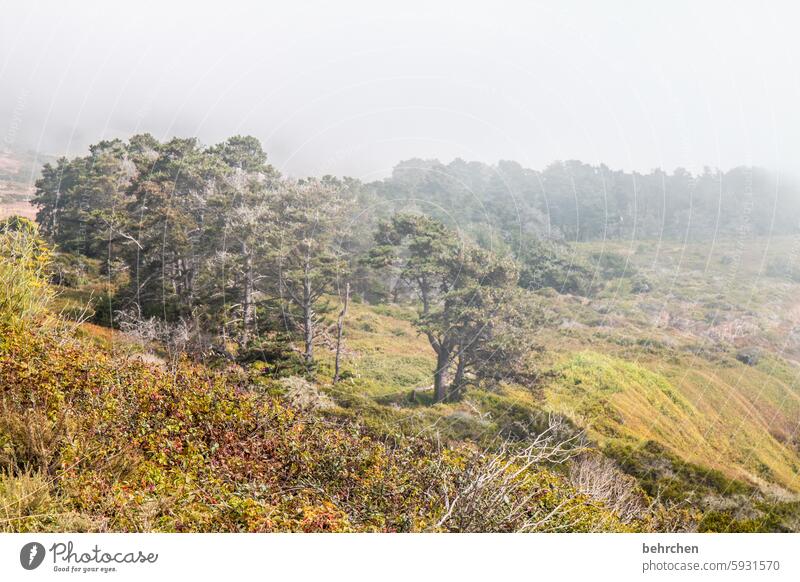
xmin=32 ymin=140 xmax=134 ymax=257
xmin=32 ymin=157 xmax=73 ymax=243
xmin=125 ymin=137 xmax=222 ymax=321
xmin=266 ymin=178 xmax=352 ymax=368
xmin=201 ymin=136 xmax=279 ymax=344
xmin=437 ymin=248 xmax=539 ymax=399
xmin=370 ymin=214 xmax=534 ymax=403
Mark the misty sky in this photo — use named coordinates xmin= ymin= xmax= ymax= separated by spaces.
xmin=1 ymin=0 xmax=799 ymax=179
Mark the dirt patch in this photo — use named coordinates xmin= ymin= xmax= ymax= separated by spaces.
xmin=0 ymin=200 xmax=36 ymax=220
xmin=0 ymin=154 xmax=22 ymax=173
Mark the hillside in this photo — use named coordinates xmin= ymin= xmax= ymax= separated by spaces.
xmin=313 ymin=239 xmax=797 ymax=478
xmin=4 ymin=230 xmax=800 ymax=532
xmin=4 ymin=133 xmax=800 ymax=533
xmin=307 ymin=237 xmax=800 ymax=529
xmin=15 ymin=233 xmax=797 ymax=531
xmin=0 ymin=222 xmax=658 ymax=533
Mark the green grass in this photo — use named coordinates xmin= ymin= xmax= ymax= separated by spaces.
xmin=545 ymin=351 xmax=800 ymax=492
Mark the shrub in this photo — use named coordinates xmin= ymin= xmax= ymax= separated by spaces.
xmin=736 ymin=347 xmax=762 ymax=366
xmin=631 ymin=275 xmax=652 ymax=294
xmin=0 ymin=471 xmax=53 ymax=531
xmin=433 ymin=423 xmax=631 ymax=532
xmin=280 ymin=376 xmax=334 ymax=411
xmin=766 ymin=257 xmax=800 ymax=282
xmin=0 ymin=407 xmax=69 ymax=475
xmin=0 ymin=217 xmax=52 ymax=327
xmin=0 ymin=471 xmax=105 ymax=533
xmin=589 ymin=251 xmax=632 ymax=278
xmin=47 ymin=252 xmax=93 ymax=288
xmin=569 ymin=453 xmax=648 ymax=523
xmin=517 ymin=240 xmax=595 ymax=295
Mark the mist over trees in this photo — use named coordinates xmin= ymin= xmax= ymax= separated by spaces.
xmin=371 ymin=158 xmax=800 ymax=243
xmin=10 ymin=130 xmax=800 ymax=533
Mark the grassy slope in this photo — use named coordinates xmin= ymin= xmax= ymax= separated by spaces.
xmin=47 ymin=236 xmax=800 ymax=530
xmin=314 ymin=237 xmax=800 ymax=497
xmin=546 ymin=351 xmax=800 ymax=492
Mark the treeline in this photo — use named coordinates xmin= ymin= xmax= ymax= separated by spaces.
xmin=371 ymin=158 xmax=800 ymax=241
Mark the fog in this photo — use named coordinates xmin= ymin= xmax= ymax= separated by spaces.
xmin=1 ymin=0 xmax=799 ymax=179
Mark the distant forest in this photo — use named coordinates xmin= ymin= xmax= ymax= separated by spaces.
xmin=377 ymin=158 xmax=800 ymax=242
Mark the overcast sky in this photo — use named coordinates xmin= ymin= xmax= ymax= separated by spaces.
xmin=1 ymin=0 xmax=799 ymax=179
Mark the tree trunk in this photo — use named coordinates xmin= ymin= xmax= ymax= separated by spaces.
xmin=391 ymin=279 xmax=401 ymax=303
xmin=433 ymin=346 xmax=451 ymax=403
xmin=52 ymin=191 xmax=61 ymax=238
xmin=452 ymin=353 xmax=467 ymax=402
xmin=303 ymin=271 xmax=314 ymax=367
xmin=183 ymin=258 xmax=194 ymax=313
xmin=333 ymin=282 xmax=350 ymax=383
xmin=242 ymin=243 xmax=254 ymax=344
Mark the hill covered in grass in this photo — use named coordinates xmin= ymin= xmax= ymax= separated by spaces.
xmin=1 ymin=221 xmax=682 ymax=533
xmin=5 ymin=229 xmax=800 ymax=531
xmin=302 ymin=237 xmax=800 ymax=530
xmin=3 ymin=298 xmax=650 ymax=533
xmin=6 ymin=134 xmax=800 ymax=532
xmin=6 ymin=220 xmax=799 ymax=531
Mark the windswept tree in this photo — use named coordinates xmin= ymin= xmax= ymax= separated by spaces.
xmin=369 ymin=214 xmax=536 ymax=403
xmin=433 ymin=246 xmax=539 ymax=398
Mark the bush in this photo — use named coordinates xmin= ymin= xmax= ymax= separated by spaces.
xmin=589 ymin=251 xmax=635 ymax=279
xmin=766 ymin=257 xmax=800 ymax=282
xmin=0 ymin=472 xmax=53 ymax=531
xmin=0 ymin=407 xmax=69 ymax=475
xmin=517 ymin=240 xmax=595 ymax=295
xmin=736 ymin=347 xmax=762 ymax=366
xmin=47 ymin=252 xmax=93 ymax=288
xmin=631 ymin=275 xmax=652 ymax=294
xmin=569 ymin=453 xmax=648 ymax=523
xmin=0 ymin=217 xmax=52 ymax=327
xmin=0 ymin=471 xmax=104 ymax=532
xmin=280 ymin=376 xmax=334 ymax=411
